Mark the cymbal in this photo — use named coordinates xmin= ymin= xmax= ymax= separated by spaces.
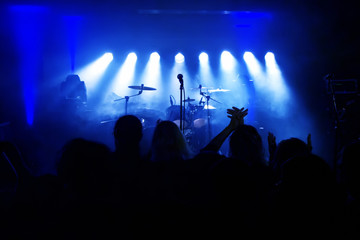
xmin=208 ymin=88 xmax=230 ymax=93
xmin=204 ymin=105 xmax=216 ymax=109
xmin=183 ymin=98 xmax=195 ymax=102
xmin=128 ymin=85 xmax=156 ymax=90
xmin=191 ymin=86 xmax=213 ymax=90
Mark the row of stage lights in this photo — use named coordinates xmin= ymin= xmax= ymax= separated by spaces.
xmin=77 ymin=50 xmax=281 ymax=98
xmin=98 ymin=51 xmax=276 ymax=64
xmin=76 ymin=48 xmax=286 ymax=114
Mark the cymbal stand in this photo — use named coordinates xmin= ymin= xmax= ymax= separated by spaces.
xmin=114 ymin=84 xmax=144 ymax=115
xmin=199 ymin=87 xmax=221 ymax=141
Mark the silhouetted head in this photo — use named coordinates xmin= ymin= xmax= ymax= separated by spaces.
xmin=113 ymin=115 xmax=143 ymax=151
xmin=279 ymin=154 xmax=334 ymax=199
xmin=340 ymin=140 xmax=360 ymax=199
xmin=150 ymin=120 xmax=192 ymax=162
xmin=229 ymin=124 xmax=265 ymax=166
xmin=274 ymin=137 xmax=310 ymax=169
xmin=57 ymin=138 xmax=111 ymax=195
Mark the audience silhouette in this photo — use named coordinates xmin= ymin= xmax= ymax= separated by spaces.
xmin=1 ymin=106 xmax=357 ymax=239
xmin=338 ymin=140 xmax=360 ymax=239
xmin=148 ymin=120 xmax=192 ymax=162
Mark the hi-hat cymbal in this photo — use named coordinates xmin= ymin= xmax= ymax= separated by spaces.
xmin=183 ymin=98 xmax=195 ymax=102
xmin=208 ymin=88 xmax=230 ymax=93
xmin=128 ymin=85 xmax=156 ymax=90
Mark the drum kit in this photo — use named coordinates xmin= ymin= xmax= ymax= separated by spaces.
xmin=112 ymin=83 xmax=230 ymax=148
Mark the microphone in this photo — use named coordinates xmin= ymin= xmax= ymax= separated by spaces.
xmin=177 ymin=74 xmax=183 ymax=85
xmin=170 ymin=95 xmax=173 ymax=106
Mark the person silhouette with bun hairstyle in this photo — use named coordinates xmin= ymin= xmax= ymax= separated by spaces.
xmin=111 ymin=114 xmax=144 ymax=198
xmin=113 ymin=115 xmax=143 ymax=165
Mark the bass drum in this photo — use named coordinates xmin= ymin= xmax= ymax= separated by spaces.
xmin=192 ymin=105 xmax=208 ymax=129
xmin=166 ymin=105 xmax=191 ymax=129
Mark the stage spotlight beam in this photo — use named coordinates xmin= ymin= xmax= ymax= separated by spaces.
xmin=175 ymin=53 xmax=185 ymax=63
xmin=110 ymin=52 xmax=138 ymax=98
xmin=221 ymin=51 xmax=235 ymax=71
xmin=199 ymin=52 xmax=208 ymax=63
xmin=76 ymin=52 xmax=113 ymax=96
xmin=140 ymin=52 xmax=161 ymax=96
xmin=243 ymin=51 xmax=264 ymax=80
xmin=150 ymin=52 xmax=160 ymax=62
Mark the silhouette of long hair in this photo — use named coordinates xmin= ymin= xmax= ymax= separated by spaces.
xmin=150 ymin=121 xmax=192 ymax=162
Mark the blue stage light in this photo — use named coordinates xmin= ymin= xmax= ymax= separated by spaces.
xmin=220 ymin=51 xmax=235 ymax=71
xmin=150 ymin=52 xmax=160 ymax=62
xmin=10 ymin=5 xmax=49 ymax=125
xmin=76 ymin=52 xmax=113 ymax=96
xmin=175 ymin=53 xmax=185 ymax=63
xmin=110 ymin=52 xmax=138 ymax=97
xmin=199 ymin=52 xmax=208 ymax=63
xmin=127 ymin=52 xmax=137 ymax=62
xmin=243 ymin=51 xmax=255 ymax=62
xmin=265 ymin=52 xmax=275 ymax=62
xmin=104 ymin=52 xmax=113 ymax=62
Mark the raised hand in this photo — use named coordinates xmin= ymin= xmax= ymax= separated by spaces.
xmin=201 ymin=106 xmax=248 ymax=153
xmin=307 ymin=133 xmax=312 ymax=152
xmin=268 ymin=132 xmax=277 ymax=166
xmin=227 ymin=107 xmax=248 ymax=130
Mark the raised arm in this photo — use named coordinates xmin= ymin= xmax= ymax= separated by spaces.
xmin=307 ymin=133 xmax=312 ymax=152
xmin=201 ymin=107 xmax=248 ymax=153
xmin=267 ymin=132 xmax=277 ymax=168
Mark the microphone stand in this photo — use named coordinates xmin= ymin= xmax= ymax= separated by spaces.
xmin=178 ymin=74 xmax=184 ymax=133
xmin=114 ymin=84 xmax=144 ymax=115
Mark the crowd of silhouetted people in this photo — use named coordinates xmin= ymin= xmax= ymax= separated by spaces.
xmin=1 ymin=106 xmax=360 ymax=239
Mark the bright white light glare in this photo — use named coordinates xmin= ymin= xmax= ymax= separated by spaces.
xmin=127 ymin=52 xmax=137 ymax=62
xmin=140 ymin=52 xmax=162 ymax=103
xmin=76 ymin=52 xmax=113 ymax=94
xmin=175 ymin=53 xmax=185 ymax=63
xmin=265 ymin=52 xmax=275 ymax=62
xmin=198 ymin=52 xmax=214 ymax=87
xmin=103 ymin=52 xmax=113 ymax=62
xmin=109 ymin=52 xmax=138 ymax=97
xmin=199 ymin=52 xmax=208 ymax=63
xmin=243 ymin=51 xmax=265 ymax=87
xmin=150 ymin=52 xmax=160 ymax=62
xmin=265 ymin=52 xmax=276 ymax=69
xmin=243 ymin=51 xmax=255 ymax=62
xmin=220 ymin=51 xmax=235 ymax=71
xmin=243 ymin=51 xmax=262 ymax=75
xmin=264 ymin=52 xmax=289 ymax=116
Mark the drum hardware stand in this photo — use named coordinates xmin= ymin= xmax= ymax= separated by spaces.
xmin=199 ymin=85 xmax=221 ymax=141
xmin=325 ymin=74 xmax=343 ymax=172
xmin=114 ymin=84 xmax=145 ymax=115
